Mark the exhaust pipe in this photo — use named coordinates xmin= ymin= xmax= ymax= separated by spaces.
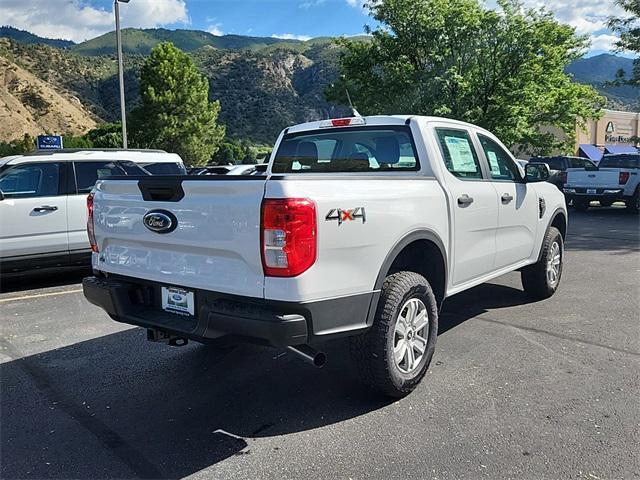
xmin=286 ymin=345 xmax=326 ymax=368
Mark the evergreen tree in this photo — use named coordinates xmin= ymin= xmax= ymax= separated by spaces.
xmin=130 ymin=42 xmax=225 ymax=165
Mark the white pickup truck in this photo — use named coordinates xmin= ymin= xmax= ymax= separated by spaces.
xmin=564 ymin=152 xmax=639 ymax=212
xmin=83 ymin=116 xmax=567 ymax=397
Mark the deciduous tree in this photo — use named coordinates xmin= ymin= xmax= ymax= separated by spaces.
xmin=328 ymin=0 xmax=605 ymax=154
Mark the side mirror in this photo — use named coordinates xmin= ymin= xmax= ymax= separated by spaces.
xmin=0 ymin=189 xmax=4 ymax=201
xmin=525 ymin=163 xmax=550 ymax=183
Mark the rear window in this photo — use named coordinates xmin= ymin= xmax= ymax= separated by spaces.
xmin=142 ymin=162 xmax=186 ymax=175
xmin=569 ymin=158 xmax=597 ymax=169
xmin=599 ymin=154 xmax=639 ymax=169
xmin=271 ymin=126 xmax=419 ymax=173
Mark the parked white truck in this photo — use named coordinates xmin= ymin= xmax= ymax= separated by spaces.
xmin=564 ymin=152 xmax=639 ymax=212
xmin=83 ymin=116 xmax=567 ymax=397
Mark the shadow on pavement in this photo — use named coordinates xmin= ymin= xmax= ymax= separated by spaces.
xmin=2 ymin=207 xmax=636 ymax=478
xmin=0 ymin=330 xmax=390 ymax=479
xmin=0 ymin=267 xmax=90 ymax=294
xmin=565 ymin=207 xmax=639 ymax=254
xmin=0 ymin=278 xmax=531 ymax=480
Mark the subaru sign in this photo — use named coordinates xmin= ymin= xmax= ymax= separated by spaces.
xmin=37 ymin=135 xmax=63 ymax=150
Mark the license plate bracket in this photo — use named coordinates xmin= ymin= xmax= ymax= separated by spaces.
xmin=161 ymin=286 xmax=195 ymax=316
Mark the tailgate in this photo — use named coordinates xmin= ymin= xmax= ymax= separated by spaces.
xmin=92 ymin=177 xmax=266 ymax=298
xmin=567 ymin=169 xmax=619 ymax=188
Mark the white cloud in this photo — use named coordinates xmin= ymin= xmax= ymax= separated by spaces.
xmin=589 ymin=33 xmax=621 ymax=52
xmin=272 ymin=33 xmax=312 ymax=41
xmin=489 ymin=0 xmax=628 ymax=53
xmin=0 ymin=0 xmax=189 ymax=43
xmin=299 ymin=0 xmax=326 ymax=8
xmin=207 ymin=24 xmax=224 ymax=36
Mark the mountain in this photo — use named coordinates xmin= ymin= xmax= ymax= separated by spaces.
xmin=71 ymin=28 xmax=302 ymax=56
xmin=0 ymin=26 xmax=75 ymax=49
xmin=0 ymin=28 xmax=637 ymax=145
xmin=566 ymin=53 xmax=634 ymax=83
xmin=0 ymin=40 xmax=96 ymax=141
xmin=566 ymin=54 xmax=639 ymax=111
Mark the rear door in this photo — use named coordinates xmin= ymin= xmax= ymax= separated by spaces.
xmin=0 ymin=161 xmax=69 ymax=260
xmin=433 ymin=126 xmax=499 ymax=285
xmin=92 ymin=176 xmax=267 ymax=298
xmin=476 ymin=133 xmax=538 ymax=269
xmin=67 ymin=160 xmax=135 ymax=254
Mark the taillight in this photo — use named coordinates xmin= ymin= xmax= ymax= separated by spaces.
xmin=261 ymin=198 xmax=316 ymax=277
xmin=619 ymin=172 xmax=630 ymax=184
xmin=87 ymin=193 xmax=98 ymax=253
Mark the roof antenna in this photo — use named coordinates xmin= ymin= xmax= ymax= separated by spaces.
xmin=345 ymin=88 xmax=361 ymax=117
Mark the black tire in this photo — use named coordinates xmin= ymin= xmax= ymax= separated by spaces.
xmin=626 ymin=188 xmax=639 ymax=214
xmin=521 ymin=226 xmax=563 ymax=300
xmin=349 ymin=271 xmax=438 ymax=398
xmin=573 ymin=200 xmax=589 ymax=212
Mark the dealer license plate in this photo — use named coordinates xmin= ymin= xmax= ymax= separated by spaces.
xmin=586 ymin=189 xmax=596 ymax=194
xmin=161 ymin=286 xmax=195 ymax=316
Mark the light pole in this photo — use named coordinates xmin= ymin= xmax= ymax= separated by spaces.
xmin=114 ymin=0 xmax=130 ymax=149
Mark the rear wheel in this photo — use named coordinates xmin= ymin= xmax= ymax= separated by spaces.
xmin=521 ymin=226 xmax=563 ymax=300
xmin=350 ymin=271 xmax=438 ymax=398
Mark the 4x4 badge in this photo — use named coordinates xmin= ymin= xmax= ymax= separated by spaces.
xmin=325 ymin=207 xmax=366 ymax=225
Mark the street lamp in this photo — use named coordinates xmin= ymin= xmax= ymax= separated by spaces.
xmin=114 ymin=0 xmax=130 ymax=149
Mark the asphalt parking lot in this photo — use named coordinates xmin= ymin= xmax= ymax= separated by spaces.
xmin=1 ymin=208 xmax=639 ymax=480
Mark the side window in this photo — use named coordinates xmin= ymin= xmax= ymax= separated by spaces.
xmin=435 ymin=128 xmax=483 ymax=180
xmin=569 ymin=158 xmax=594 ymax=169
xmin=0 ymin=162 xmax=61 ymax=198
xmin=74 ymin=161 xmax=124 ymax=193
xmin=477 ymin=134 xmax=520 ymax=181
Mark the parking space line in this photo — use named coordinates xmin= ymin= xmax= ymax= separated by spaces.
xmin=0 ymin=289 xmax=83 ymax=304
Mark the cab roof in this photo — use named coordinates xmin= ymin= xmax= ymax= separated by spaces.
xmin=0 ymin=149 xmax=182 ymax=166
xmin=285 ymin=115 xmax=484 ymax=135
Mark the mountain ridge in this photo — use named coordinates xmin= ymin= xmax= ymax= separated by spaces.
xmin=0 ymin=27 xmax=637 ymax=144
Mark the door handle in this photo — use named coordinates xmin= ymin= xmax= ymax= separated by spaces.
xmin=33 ymin=205 xmax=58 ymax=212
xmin=501 ymin=193 xmax=514 ymax=204
xmin=457 ymin=194 xmax=474 ymax=207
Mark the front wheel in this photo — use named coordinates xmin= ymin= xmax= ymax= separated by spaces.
xmin=350 ymin=271 xmax=438 ymax=398
xmin=521 ymin=226 xmax=563 ymax=300
xmin=626 ymin=188 xmax=639 ymax=214
xmin=573 ymin=199 xmax=589 ymax=211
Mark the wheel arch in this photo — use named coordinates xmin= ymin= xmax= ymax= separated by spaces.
xmin=549 ymin=208 xmax=567 ymax=240
xmin=366 ymin=229 xmax=448 ymax=326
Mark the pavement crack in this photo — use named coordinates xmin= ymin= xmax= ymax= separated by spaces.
xmin=472 ymin=315 xmax=640 ymax=357
xmin=0 ymin=337 xmax=163 ymax=479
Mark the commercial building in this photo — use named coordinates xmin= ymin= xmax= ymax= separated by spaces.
xmin=575 ymin=109 xmax=639 ymax=161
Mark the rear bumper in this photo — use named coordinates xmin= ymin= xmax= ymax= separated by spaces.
xmin=83 ymin=275 xmax=373 ymax=347
xmin=563 ymin=188 xmax=629 ymax=202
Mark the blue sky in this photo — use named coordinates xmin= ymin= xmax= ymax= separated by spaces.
xmin=0 ymin=0 xmax=635 ymax=56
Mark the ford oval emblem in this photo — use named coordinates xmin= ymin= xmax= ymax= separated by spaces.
xmin=143 ymin=210 xmax=177 ymax=234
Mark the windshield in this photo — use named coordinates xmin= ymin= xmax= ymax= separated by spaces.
xmin=272 ymin=126 xmax=419 ymax=173
xmin=599 ymin=154 xmax=639 ymax=169
xmin=142 ymin=162 xmax=187 ymax=175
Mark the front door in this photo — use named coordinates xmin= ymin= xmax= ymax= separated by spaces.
xmin=433 ymin=127 xmax=499 ymax=285
xmin=476 ymin=133 xmax=538 ymax=268
xmin=0 ymin=161 xmax=68 ymax=261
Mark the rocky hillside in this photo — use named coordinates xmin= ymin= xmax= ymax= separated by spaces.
xmin=0 ymin=28 xmax=637 ymax=145
xmin=0 ymin=40 xmax=96 ymax=141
